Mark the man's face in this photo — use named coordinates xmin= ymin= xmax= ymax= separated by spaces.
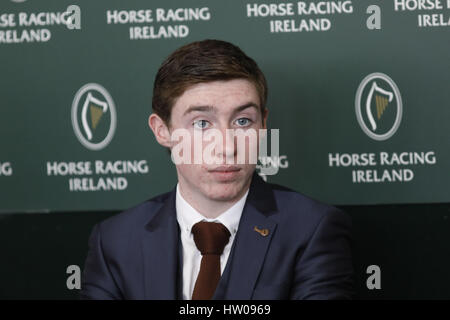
xmin=167 ymin=79 xmax=267 ymax=202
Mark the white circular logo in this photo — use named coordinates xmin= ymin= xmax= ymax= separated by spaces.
xmin=71 ymin=83 xmax=117 ymax=150
xmin=355 ymin=73 xmax=402 ymax=141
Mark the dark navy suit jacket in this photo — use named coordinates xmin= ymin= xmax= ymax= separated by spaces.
xmin=80 ymin=173 xmax=354 ymax=299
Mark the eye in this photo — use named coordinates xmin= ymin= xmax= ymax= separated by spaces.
xmin=193 ymin=119 xmax=210 ymax=129
xmin=235 ymin=117 xmax=252 ymax=127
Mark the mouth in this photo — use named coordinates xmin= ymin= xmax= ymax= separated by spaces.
xmin=208 ymin=166 xmax=241 ymax=173
xmin=208 ymin=166 xmax=242 ymax=180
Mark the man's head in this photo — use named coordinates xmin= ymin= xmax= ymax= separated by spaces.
xmin=148 ymin=39 xmax=268 ymax=205
xmin=151 ymin=39 xmax=268 ymax=127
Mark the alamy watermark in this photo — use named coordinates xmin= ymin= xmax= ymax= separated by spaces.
xmin=66 ymin=265 xmax=81 ymax=290
xmin=66 ymin=5 xmax=81 ymax=30
xmin=366 ymin=264 xmax=381 ymax=290
xmin=169 ymin=128 xmax=280 ymax=175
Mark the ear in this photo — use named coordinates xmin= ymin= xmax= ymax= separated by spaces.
xmin=262 ymin=107 xmax=269 ymax=129
xmin=148 ymin=113 xmax=172 ymax=148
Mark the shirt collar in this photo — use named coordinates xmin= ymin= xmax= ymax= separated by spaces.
xmin=175 ymin=183 xmax=249 ymax=236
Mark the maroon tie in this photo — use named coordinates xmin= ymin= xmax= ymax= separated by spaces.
xmin=191 ymin=221 xmax=231 ymax=300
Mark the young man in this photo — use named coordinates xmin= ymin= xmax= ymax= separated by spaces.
xmin=80 ymin=39 xmax=354 ymax=300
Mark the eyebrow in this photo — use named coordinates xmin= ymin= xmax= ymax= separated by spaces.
xmin=183 ymin=105 xmax=215 ymax=116
xmin=183 ymin=102 xmax=260 ymax=117
xmin=233 ymin=102 xmax=260 ymax=115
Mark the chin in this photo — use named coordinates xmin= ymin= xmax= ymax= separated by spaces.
xmin=205 ymin=184 xmax=242 ymax=202
xmin=208 ymin=194 xmax=240 ymax=202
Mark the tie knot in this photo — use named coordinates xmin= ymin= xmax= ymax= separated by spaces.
xmin=192 ymin=221 xmax=231 ymax=255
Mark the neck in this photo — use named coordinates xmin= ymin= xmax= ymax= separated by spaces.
xmin=177 ymin=178 xmax=251 ymax=219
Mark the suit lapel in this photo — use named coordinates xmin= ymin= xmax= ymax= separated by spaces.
xmin=214 ymin=173 xmax=278 ymax=299
xmin=141 ymin=186 xmax=180 ymax=299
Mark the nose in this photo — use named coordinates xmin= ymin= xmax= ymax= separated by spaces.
xmin=217 ymin=127 xmax=236 ymax=163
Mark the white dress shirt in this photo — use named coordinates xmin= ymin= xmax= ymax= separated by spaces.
xmin=175 ymin=183 xmax=249 ymax=300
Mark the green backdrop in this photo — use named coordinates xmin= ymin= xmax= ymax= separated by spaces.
xmin=1 ymin=0 xmax=449 ymax=213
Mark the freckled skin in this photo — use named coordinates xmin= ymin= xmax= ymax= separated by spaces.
xmin=150 ymin=79 xmax=267 ymax=217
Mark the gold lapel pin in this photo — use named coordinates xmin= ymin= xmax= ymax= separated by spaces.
xmin=254 ymin=226 xmax=269 ymax=237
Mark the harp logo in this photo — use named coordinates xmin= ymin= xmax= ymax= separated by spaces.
xmin=71 ymin=83 xmax=117 ymax=150
xmin=355 ymin=73 xmax=402 ymax=141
